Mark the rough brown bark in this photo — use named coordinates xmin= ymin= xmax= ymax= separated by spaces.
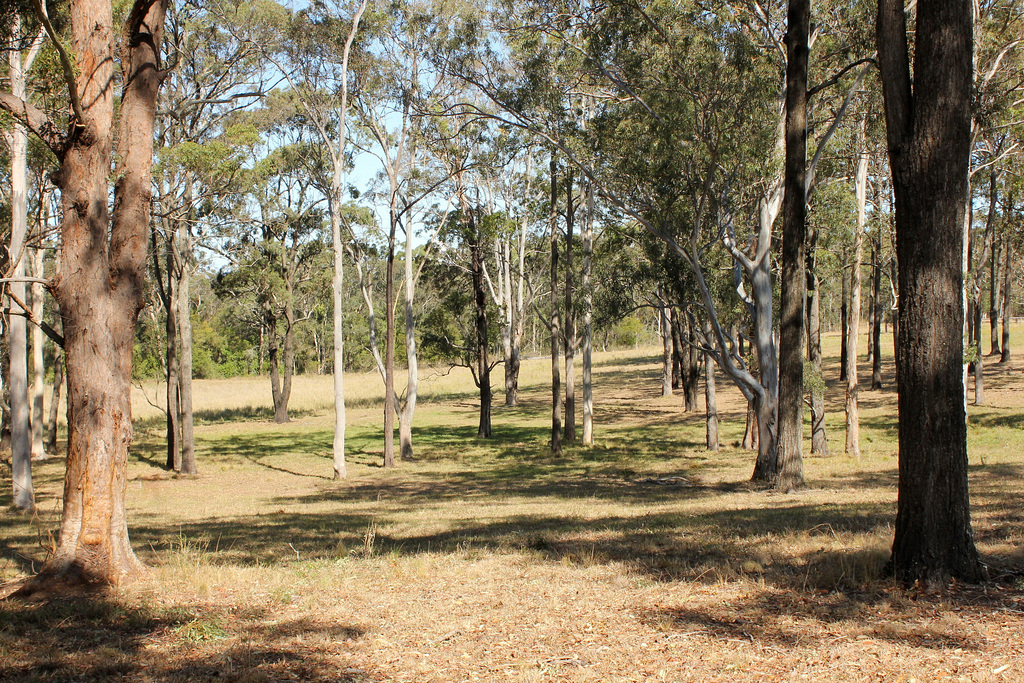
xmin=703 ymin=322 xmax=718 ymax=452
xmin=775 ymin=0 xmax=809 ymax=491
xmin=877 ymin=0 xmax=984 ymax=585
xmin=839 ymin=263 xmax=849 ymax=382
xmin=33 ymin=0 xmax=168 ymax=587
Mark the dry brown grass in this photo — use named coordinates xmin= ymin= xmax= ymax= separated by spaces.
xmin=2 ymin=333 xmax=1023 ymax=682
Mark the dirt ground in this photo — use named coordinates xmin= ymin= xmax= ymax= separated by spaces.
xmin=2 ymin=340 xmax=1023 ymax=681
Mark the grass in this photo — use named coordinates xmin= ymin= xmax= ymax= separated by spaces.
xmin=2 ymin=332 xmax=1024 ymax=681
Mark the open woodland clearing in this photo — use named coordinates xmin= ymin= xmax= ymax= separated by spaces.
xmin=2 ymin=334 xmax=1024 ymax=682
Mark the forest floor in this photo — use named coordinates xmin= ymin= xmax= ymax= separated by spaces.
xmin=2 ymin=333 xmax=1024 ymax=682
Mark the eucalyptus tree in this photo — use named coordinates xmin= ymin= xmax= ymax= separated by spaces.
xmin=0 ymin=0 xmax=168 ymax=585
xmin=151 ymin=0 xmax=268 ymax=473
xmin=877 ymin=0 xmax=986 ymax=584
xmin=234 ymin=0 xmax=367 ymax=477
xmin=352 ymin=0 xmax=463 ymax=465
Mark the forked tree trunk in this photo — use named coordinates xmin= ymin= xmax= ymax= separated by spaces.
xmin=877 ymin=0 xmax=984 ymax=585
xmin=37 ymin=0 xmax=167 ymax=586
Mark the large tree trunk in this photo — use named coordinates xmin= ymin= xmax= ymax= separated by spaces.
xmin=267 ymin=308 xmax=288 ymax=423
xmin=549 ymin=158 xmax=562 ymax=454
xmin=775 ymin=0 xmax=810 ymax=491
xmin=38 ymin=0 xmax=167 ymax=586
xmin=877 ymin=0 xmax=984 ymax=585
xmin=846 ymin=133 xmax=868 ymax=458
xmin=564 ymin=170 xmax=576 ymax=442
xmin=331 ymin=204 xmax=348 ymax=478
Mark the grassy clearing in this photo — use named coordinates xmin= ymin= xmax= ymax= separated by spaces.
xmin=2 ymin=333 xmax=1024 ymax=682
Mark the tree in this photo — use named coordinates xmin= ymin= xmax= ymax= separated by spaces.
xmin=2 ymin=12 xmax=46 ymax=511
xmin=877 ymin=0 xmax=985 ymax=584
xmin=0 ymin=0 xmax=168 ymax=585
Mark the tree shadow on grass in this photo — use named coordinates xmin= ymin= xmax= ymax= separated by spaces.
xmin=0 ymin=595 xmax=373 ymax=683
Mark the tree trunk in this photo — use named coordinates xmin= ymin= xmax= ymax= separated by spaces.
xmin=682 ymin=316 xmax=700 ymax=412
xmin=6 ymin=24 xmax=33 ymax=509
xmin=742 ymin=401 xmax=758 ymax=451
xmin=775 ymin=0 xmax=810 ymax=491
xmin=972 ymin=171 xmax=998 ymax=406
xmin=37 ymin=0 xmax=167 ymax=586
xmin=564 ymin=170 xmax=576 ymax=442
xmin=549 ymin=158 xmax=562 ymax=454
xmin=989 ymin=233 xmax=1001 ymax=356
xmin=840 ymin=258 xmax=849 ymax=382
xmin=31 ymin=247 xmax=47 ymax=460
xmin=846 ymin=133 xmax=867 ymax=458
xmin=703 ymin=322 xmax=718 ymax=452
xmin=502 ymin=236 xmax=517 ymax=407
xmin=582 ymin=179 xmax=594 ymax=446
xmin=176 ymin=220 xmax=196 ymax=474
xmin=1000 ymin=239 xmax=1012 ymax=364
xmin=164 ymin=237 xmax=181 ymax=471
xmin=331 ymin=204 xmax=348 ymax=478
xmin=807 ymin=267 xmax=828 ymax=455
xmin=877 ymin=0 xmax=984 ymax=585
xmin=45 ymin=350 xmax=64 ymax=454
xmin=870 ymin=237 xmax=883 ymax=390
xmin=267 ymin=308 xmax=287 ymax=422
xmin=383 ymin=208 xmax=397 ymax=467
xmin=660 ymin=299 xmax=673 ymax=397
xmin=471 ymin=211 xmax=491 ymax=438
xmin=671 ymin=313 xmax=683 ymax=391
xmin=400 ymin=208 xmax=418 ymax=461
